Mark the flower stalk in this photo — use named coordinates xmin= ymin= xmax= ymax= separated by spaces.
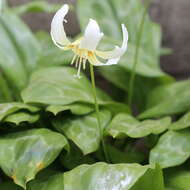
xmin=89 ymin=64 xmax=110 ymax=163
xmin=128 ymin=0 xmax=152 ymax=107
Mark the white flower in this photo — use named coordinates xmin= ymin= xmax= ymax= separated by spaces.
xmin=51 ymin=4 xmax=128 ymax=78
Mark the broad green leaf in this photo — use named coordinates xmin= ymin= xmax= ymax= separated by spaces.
xmin=170 ymin=111 xmax=190 ymax=130
xmin=4 ymin=112 xmax=39 ymax=125
xmin=106 ymin=113 xmax=171 ymax=138
xmin=0 ymin=102 xmax=39 ymax=121
xmin=64 ymin=162 xmax=160 ymax=190
xmin=12 ymin=1 xmax=61 ymax=15
xmin=150 ymin=130 xmax=190 ymax=168
xmin=0 ymin=10 xmax=40 ymax=91
xmin=21 ymin=67 xmax=111 ymax=106
xmin=46 ymin=103 xmax=94 ymax=115
xmin=131 ymin=165 xmax=164 ymax=190
xmin=166 ymin=170 xmax=190 ymax=190
xmin=0 ymin=129 xmax=68 ymax=189
xmin=28 ymin=174 xmax=64 ymax=190
xmin=139 ymin=80 xmax=190 ymax=119
xmin=53 ymin=109 xmax=111 ymax=154
xmin=100 ymin=101 xmax=131 ymax=115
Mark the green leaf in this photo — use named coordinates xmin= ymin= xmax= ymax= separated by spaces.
xmin=131 ymin=165 xmax=164 ymax=190
xmin=166 ymin=170 xmax=190 ymax=190
xmin=0 ymin=129 xmax=68 ymax=189
xmin=53 ymin=109 xmax=111 ymax=154
xmin=64 ymin=163 xmax=161 ymax=190
xmin=4 ymin=112 xmax=39 ymax=125
xmin=21 ymin=67 xmax=111 ymax=106
xmin=170 ymin=111 xmax=190 ymax=130
xmin=46 ymin=103 xmax=94 ymax=115
xmin=139 ymin=80 xmax=190 ymax=119
xmin=0 ymin=10 xmax=40 ymax=92
xmin=106 ymin=145 xmax=145 ymax=164
xmin=76 ymin=0 xmax=120 ymax=39
xmin=0 ymin=102 xmax=39 ymax=121
xmin=150 ymin=130 xmax=190 ymax=168
xmin=60 ymin=143 xmax=95 ymax=170
xmin=36 ymin=31 xmax=72 ymax=67
xmin=28 ymin=174 xmax=64 ymax=190
xmin=100 ymin=101 xmax=131 ymax=115
xmin=12 ymin=1 xmax=61 ymax=15
xmin=77 ymin=0 xmax=168 ymax=79
xmin=106 ymin=113 xmax=171 ymax=138
xmin=1 ymin=181 xmax=22 ymax=190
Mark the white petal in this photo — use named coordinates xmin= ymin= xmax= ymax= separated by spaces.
xmin=79 ymin=19 xmax=104 ymax=51
xmin=88 ymin=53 xmax=120 ymax=66
xmin=96 ymin=24 xmax=128 ymax=59
xmin=51 ymin=4 xmax=70 ymax=48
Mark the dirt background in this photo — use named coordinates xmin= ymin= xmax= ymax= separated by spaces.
xmin=8 ymin=0 xmax=190 ymax=79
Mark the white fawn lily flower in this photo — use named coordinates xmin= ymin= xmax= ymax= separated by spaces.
xmin=51 ymin=4 xmax=128 ymax=78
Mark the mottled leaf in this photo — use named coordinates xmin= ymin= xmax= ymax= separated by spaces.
xmin=0 ymin=129 xmax=68 ymax=189
xmin=53 ymin=109 xmax=111 ymax=154
xmin=139 ymin=80 xmax=190 ymax=119
xmin=28 ymin=174 xmax=64 ymax=190
xmin=170 ymin=111 xmax=190 ymax=130
xmin=0 ymin=102 xmax=39 ymax=121
xmin=106 ymin=113 xmax=171 ymax=138
xmin=150 ymin=130 xmax=190 ymax=168
xmin=46 ymin=103 xmax=94 ymax=115
xmin=64 ymin=162 xmax=161 ymax=190
xmin=4 ymin=112 xmax=39 ymax=125
xmin=21 ymin=67 xmax=111 ymax=106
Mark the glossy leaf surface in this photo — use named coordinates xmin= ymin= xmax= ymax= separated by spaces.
xmin=150 ymin=130 xmax=190 ymax=168
xmin=53 ymin=109 xmax=111 ymax=154
xmin=106 ymin=113 xmax=171 ymax=138
xmin=0 ymin=129 xmax=68 ymax=188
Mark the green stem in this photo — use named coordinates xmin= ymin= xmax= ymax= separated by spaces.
xmin=128 ymin=0 xmax=152 ymax=107
xmin=89 ymin=64 xmax=110 ymax=163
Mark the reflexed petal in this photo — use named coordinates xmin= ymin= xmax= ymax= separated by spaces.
xmin=88 ymin=53 xmax=120 ymax=66
xmin=51 ymin=4 xmax=70 ymax=48
xmin=79 ymin=19 xmax=104 ymax=51
xmin=96 ymin=24 xmax=128 ymax=59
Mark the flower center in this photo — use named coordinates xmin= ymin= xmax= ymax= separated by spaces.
xmin=69 ymin=45 xmax=94 ymax=78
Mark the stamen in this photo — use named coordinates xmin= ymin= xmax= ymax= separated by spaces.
xmin=83 ymin=58 xmax=87 ymax=70
xmin=77 ymin=56 xmax=82 ymax=77
xmin=75 ymin=56 xmax=80 ymax=68
xmin=74 ymin=56 xmax=82 ymax=79
xmin=71 ymin=54 xmax=77 ymax=65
